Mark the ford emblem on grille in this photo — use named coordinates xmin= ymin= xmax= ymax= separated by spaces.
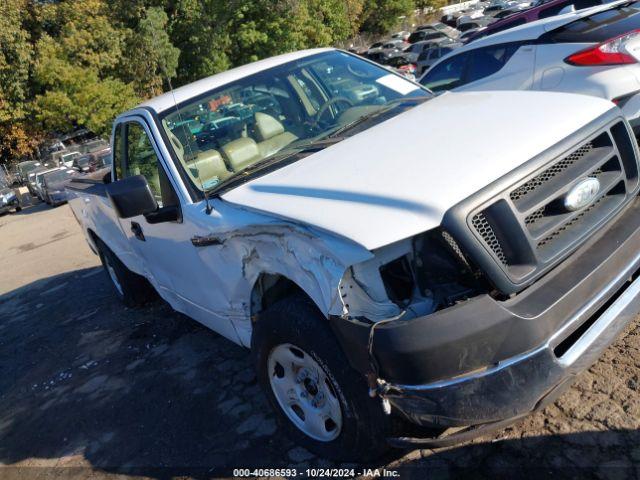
xmin=564 ymin=177 xmax=600 ymax=212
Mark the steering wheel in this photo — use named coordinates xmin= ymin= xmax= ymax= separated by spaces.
xmin=347 ymin=63 xmax=372 ymax=79
xmin=312 ymin=97 xmax=354 ymax=129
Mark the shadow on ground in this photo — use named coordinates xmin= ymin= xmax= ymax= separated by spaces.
xmin=1 ymin=201 xmax=49 ymax=218
xmin=0 ymin=268 xmax=638 ymax=479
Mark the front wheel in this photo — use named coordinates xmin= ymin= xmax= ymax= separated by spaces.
xmin=252 ymin=295 xmax=390 ymax=461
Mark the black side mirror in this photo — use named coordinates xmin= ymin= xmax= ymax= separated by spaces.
xmin=106 ymin=175 xmax=158 ymax=219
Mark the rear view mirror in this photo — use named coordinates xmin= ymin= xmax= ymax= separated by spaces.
xmin=106 ymin=175 xmax=158 ymax=219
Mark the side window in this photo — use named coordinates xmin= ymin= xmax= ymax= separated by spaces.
xmin=420 ymin=53 xmax=468 ymax=92
xmin=432 ymin=47 xmax=447 ymax=60
xmin=113 ymin=125 xmax=124 ymax=180
xmin=573 ymin=0 xmax=602 ymax=9
xmin=124 ymin=121 xmax=176 ymax=208
xmin=464 ymin=44 xmax=520 ymax=85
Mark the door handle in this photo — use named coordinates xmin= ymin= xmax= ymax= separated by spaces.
xmin=131 ymin=221 xmax=145 ymax=241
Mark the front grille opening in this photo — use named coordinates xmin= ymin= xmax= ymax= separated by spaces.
xmin=510 ymin=132 xmax=612 ymax=207
xmin=510 ymin=144 xmax=592 ymax=203
xmin=525 ymin=157 xmax=624 ymax=234
xmin=536 ymin=198 xmax=603 ymax=249
xmin=525 ymin=206 xmax=546 ymax=226
xmin=553 ymin=265 xmax=640 ymax=358
xmin=472 ymin=212 xmax=508 ymax=265
xmin=611 ymin=121 xmax=639 ymax=186
xmin=590 ymin=156 xmax=621 ymax=178
xmin=472 ymin=201 xmax=537 ymax=276
xmin=537 ymin=180 xmax=626 ymax=252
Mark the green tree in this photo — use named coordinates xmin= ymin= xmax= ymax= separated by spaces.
xmin=31 ymin=0 xmax=139 ymax=137
xmin=169 ymin=0 xmax=232 ymax=83
xmin=119 ymin=7 xmax=180 ymax=98
xmin=170 ymin=0 xmax=365 ymax=84
xmin=361 ymin=0 xmax=415 ymax=34
xmin=415 ymin=0 xmax=447 ymax=13
xmin=0 ymin=0 xmax=38 ymax=163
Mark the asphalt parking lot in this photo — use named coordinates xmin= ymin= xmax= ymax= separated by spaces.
xmin=1 ymin=199 xmax=640 ymax=479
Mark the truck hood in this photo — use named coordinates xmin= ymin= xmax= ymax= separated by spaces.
xmin=221 ymin=91 xmax=615 ymax=250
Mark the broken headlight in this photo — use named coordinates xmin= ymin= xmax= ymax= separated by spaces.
xmin=378 ymin=229 xmax=490 ymax=313
xmin=412 ymin=229 xmax=489 ymax=309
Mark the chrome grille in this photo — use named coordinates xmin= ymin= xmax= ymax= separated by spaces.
xmin=463 ymin=119 xmax=640 ymax=294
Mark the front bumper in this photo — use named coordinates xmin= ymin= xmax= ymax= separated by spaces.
xmin=331 ymin=198 xmax=640 ymax=437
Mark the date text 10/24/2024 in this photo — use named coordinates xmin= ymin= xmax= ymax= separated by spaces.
xmin=233 ymin=468 xmax=401 ymax=477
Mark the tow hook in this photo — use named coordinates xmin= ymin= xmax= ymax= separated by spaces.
xmin=367 ymin=373 xmax=392 ymax=415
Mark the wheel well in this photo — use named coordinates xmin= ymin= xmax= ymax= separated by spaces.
xmin=251 ymin=273 xmax=311 ymax=319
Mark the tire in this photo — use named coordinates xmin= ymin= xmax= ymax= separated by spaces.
xmin=252 ymin=294 xmax=390 ymax=462
xmin=96 ymin=239 xmax=155 ymax=307
xmin=14 ymin=206 xmax=21 ymax=213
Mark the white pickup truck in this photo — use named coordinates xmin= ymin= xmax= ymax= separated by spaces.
xmin=67 ymin=48 xmax=640 ymax=460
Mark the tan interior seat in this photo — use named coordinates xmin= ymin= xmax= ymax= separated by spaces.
xmin=187 ymin=149 xmax=232 ymax=187
xmin=162 ymin=120 xmax=232 ymax=188
xmin=221 ymin=137 xmax=261 ymax=172
xmin=254 ymin=112 xmax=297 ymax=159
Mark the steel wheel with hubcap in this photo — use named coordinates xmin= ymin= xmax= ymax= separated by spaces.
xmin=252 ymin=294 xmax=391 ymax=461
xmin=268 ymin=343 xmax=342 ymax=442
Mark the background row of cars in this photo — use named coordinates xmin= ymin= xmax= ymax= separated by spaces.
xmin=359 ymin=0 xmax=624 ymax=78
xmin=418 ymin=0 xmax=640 ymax=135
xmin=1 ymin=137 xmax=112 ymax=214
xmin=354 ymin=0 xmax=640 ymax=138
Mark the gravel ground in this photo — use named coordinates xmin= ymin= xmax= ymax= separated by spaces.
xmin=1 ymin=199 xmax=639 ymax=479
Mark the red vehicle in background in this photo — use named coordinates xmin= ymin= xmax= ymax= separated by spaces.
xmin=465 ymin=0 xmax=612 ymax=43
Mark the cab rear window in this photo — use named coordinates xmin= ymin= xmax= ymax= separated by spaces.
xmin=541 ymin=2 xmax=640 ymax=42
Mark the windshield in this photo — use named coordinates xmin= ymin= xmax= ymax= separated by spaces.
xmin=160 ymin=51 xmax=430 ymax=193
xmin=19 ymin=162 xmax=40 ymax=174
xmin=80 ymin=140 xmax=108 ymax=152
xmin=44 ymin=169 xmax=75 ymax=183
xmin=62 ymin=153 xmax=79 ymax=161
